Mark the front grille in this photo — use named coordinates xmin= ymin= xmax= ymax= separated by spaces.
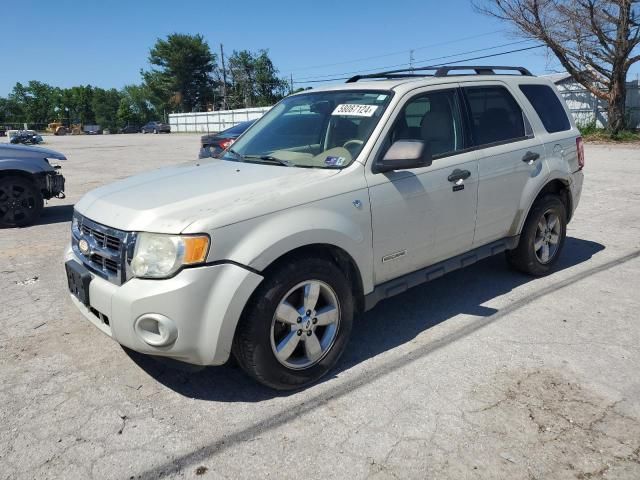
xmin=72 ymin=213 xmax=134 ymax=285
xmin=81 ymin=224 xmax=122 ymax=251
xmin=90 ymin=254 xmax=119 ymax=274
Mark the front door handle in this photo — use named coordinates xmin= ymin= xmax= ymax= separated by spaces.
xmin=522 ymin=151 xmax=540 ymax=164
xmin=448 ymin=169 xmax=471 ymax=182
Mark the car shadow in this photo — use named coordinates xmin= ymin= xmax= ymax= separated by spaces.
xmin=125 ymin=236 xmax=605 ymax=402
xmin=36 ymin=204 xmax=74 ymax=226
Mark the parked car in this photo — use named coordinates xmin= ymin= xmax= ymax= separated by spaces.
xmin=9 ymin=130 xmax=44 ymax=145
xmin=65 ymin=65 xmax=584 ymax=390
xmin=199 ymin=120 xmax=256 ymax=159
xmin=85 ymin=126 xmax=102 ymax=135
xmin=141 ymin=121 xmax=171 ymax=134
xmin=119 ymin=125 xmax=140 ymax=134
xmin=1 ymin=144 xmax=66 ymax=227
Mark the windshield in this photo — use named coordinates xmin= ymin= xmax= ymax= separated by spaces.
xmin=221 ymin=90 xmax=392 ymax=168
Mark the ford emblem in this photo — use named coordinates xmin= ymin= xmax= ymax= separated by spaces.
xmin=78 ymin=238 xmax=90 ymax=255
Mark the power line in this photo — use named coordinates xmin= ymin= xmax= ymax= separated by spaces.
xmin=294 ymin=39 xmax=539 ymax=82
xmin=285 ymin=29 xmax=506 ymax=74
xmin=299 ymin=44 xmax=546 ymax=84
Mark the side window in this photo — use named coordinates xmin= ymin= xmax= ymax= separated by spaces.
xmin=519 ymin=84 xmax=571 ymax=133
xmin=464 ymin=86 xmax=528 ymax=146
xmin=390 ymin=90 xmax=464 ymax=158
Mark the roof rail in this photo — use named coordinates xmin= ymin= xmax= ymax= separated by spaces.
xmin=345 ymin=65 xmax=533 ymax=83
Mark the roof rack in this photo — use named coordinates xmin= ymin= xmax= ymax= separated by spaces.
xmin=345 ymin=65 xmax=533 ymax=83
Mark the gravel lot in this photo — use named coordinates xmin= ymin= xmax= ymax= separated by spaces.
xmin=1 ymin=134 xmax=639 ymax=480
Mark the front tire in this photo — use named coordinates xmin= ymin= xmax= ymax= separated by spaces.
xmin=233 ymin=257 xmax=354 ymax=390
xmin=0 ymin=176 xmax=44 ymax=227
xmin=507 ymin=194 xmax=567 ymax=276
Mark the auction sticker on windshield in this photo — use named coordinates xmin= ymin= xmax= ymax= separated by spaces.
xmin=332 ymin=104 xmax=379 ymax=117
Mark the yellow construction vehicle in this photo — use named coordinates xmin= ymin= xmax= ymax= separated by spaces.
xmin=47 ymin=122 xmax=68 ymax=136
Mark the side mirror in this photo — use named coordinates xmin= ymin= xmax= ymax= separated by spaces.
xmin=374 ymin=139 xmax=432 ymax=173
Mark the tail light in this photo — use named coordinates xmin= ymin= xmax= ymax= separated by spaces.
xmin=219 ymin=138 xmax=235 ymax=150
xmin=576 ymin=136 xmax=585 ymax=170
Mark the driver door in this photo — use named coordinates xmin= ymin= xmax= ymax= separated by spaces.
xmin=366 ymin=87 xmax=480 ymax=284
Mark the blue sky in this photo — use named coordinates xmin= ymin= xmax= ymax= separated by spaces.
xmin=2 ymin=0 xmax=639 ymax=97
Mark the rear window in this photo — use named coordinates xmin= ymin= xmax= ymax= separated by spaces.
xmin=464 ymin=86 xmax=528 ymax=146
xmin=519 ymin=84 xmax=571 ymax=133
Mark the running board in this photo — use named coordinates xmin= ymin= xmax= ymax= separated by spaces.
xmin=364 ymin=236 xmax=520 ymax=311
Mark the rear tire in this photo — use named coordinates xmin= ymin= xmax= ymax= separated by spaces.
xmin=232 ymin=257 xmax=354 ymax=390
xmin=506 ymin=194 xmax=566 ymax=276
xmin=0 ymin=176 xmax=43 ymax=227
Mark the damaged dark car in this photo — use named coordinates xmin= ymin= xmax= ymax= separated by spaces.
xmin=0 ymin=144 xmax=67 ymax=227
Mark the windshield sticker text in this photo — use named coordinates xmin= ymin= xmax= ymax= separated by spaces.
xmin=325 ymin=156 xmax=346 ymax=167
xmin=332 ymin=104 xmax=379 ymax=117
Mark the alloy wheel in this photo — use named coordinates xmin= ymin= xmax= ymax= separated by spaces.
xmin=534 ymin=209 xmax=561 ymax=264
xmin=270 ymin=280 xmax=341 ymax=370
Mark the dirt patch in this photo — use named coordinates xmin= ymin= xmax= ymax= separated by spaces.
xmin=465 ymin=369 xmax=640 ymax=479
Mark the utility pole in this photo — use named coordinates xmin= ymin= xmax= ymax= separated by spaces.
xmin=290 ymin=73 xmax=294 ymax=94
xmin=220 ymin=43 xmax=228 ymax=111
xmin=409 ymin=49 xmax=415 ymax=72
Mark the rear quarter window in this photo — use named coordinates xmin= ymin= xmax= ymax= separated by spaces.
xmin=519 ymin=84 xmax=571 ymax=133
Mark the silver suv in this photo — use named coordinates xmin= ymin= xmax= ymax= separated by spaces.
xmin=65 ymin=65 xmax=584 ymax=390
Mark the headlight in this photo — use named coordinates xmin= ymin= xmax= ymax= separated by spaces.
xmin=130 ymin=233 xmax=210 ymax=278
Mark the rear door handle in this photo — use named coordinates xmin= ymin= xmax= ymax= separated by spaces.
xmin=448 ymin=169 xmax=471 ymax=182
xmin=522 ymin=151 xmax=540 ymax=164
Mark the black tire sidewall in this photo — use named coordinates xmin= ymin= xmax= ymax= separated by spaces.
xmin=513 ymin=195 xmax=567 ymax=275
xmin=233 ymin=257 xmax=354 ymax=390
xmin=0 ymin=176 xmax=43 ymax=227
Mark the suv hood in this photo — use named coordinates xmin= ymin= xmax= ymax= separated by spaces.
xmin=75 ymin=159 xmax=341 ymax=233
xmin=0 ymin=143 xmax=67 ymax=160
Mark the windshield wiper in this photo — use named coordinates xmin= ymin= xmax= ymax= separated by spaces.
xmin=244 ymin=155 xmax=293 ymax=167
xmin=226 ymin=148 xmax=245 ymax=161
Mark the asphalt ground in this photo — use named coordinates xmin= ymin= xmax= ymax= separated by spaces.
xmin=1 ymin=134 xmax=639 ymax=479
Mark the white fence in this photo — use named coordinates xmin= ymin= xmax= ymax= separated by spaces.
xmin=168 ymin=107 xmax=271 ymax=133
xmin=556 ymin=80 xmax=640 ymax=129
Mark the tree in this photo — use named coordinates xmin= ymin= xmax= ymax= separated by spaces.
xmin=142 ymin=33 xmax=218 ymax=112
xmin=92 ymin=88 xmax=121 ymax=131
xmin=227 ymin=49 xmax=288 ymax=108
xmin=9 ymin=81 xmax=61 ymax=125
xmin=475 ymin=0 xmax=640 ymax=133
xmin=0 ymin=96 xmax=24 ymax=125
xmin=117 ymin=84 xmax=156 ymax=127
xmin=64 ymin=85 xmax=95 ymax=125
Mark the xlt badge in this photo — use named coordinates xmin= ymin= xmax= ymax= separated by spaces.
xmin=382 ymin=250 xmax=407 ymax=263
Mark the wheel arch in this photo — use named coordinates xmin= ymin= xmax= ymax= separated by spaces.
xmin=259 ymin=243 xmax=366 ymax=316
xmin=512 ymin=177 xmax=573 ymax=236
xmin=0 ymin=168 xmax=35 ymax=178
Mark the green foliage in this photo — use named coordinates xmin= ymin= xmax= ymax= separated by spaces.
xmin=577 ymin=121 xmax=640 ymax=142
xmin=142 ymin=33 xmax=218 ymax=113
xmin=577 ymin=120 xmax=599 ymax=136
xmin=117 ymin=84 xmax=156 ymax=127
xmin=227 ymin=49 xmax=288 ymax=109
xmin=9 ymin=81 xmax=62 ymax=124
xmin=92 ymin=88 xmax=121 ymax=131
xmin=0 ymin=32 xmax=290 ymax=129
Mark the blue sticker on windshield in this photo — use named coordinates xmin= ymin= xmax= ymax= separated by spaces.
xmin=325 ymin=156 xmax=346 ymax=167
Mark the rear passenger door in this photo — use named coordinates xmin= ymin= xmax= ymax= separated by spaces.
xmin=462 ymin=83 xmax=545 ymax=247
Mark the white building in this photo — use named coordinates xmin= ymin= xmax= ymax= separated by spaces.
xmin=544 ymin=73 xmax=640 ymax=129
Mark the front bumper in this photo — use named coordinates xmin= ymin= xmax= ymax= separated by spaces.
xmin=65 ymin=246 xmax=263 ymax=365
xmin=37 ymin=171 xmax=65 ymax=200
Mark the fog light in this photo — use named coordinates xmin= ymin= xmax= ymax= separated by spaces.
xmin=134 ymin=313 xmax=178 ymax=347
